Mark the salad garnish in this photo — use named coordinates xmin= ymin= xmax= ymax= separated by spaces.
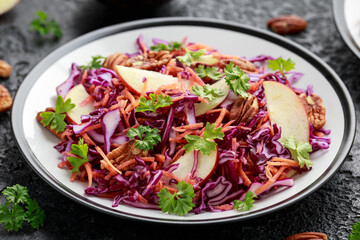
xmin=195 ymin=65 xmax=223 ymax=80
xmin=79 ymin=55 xmax=106 ymax=71
xmin=268 ymin=57 xmax=296 ymax=73
xmin=136 ymin=93 xmax=172 ymax=115
xmin=233 ymin=191 xmax=257 ymax=211
xmin=126 ymin=125 xmax=161 ymax=151
xmin=40 ymin=95 xmax=75 ymax=132
xmin=192 ymin=84 xmax=224 ymax=101
xmin=224 ymin=61 xmax=250 ymax=97
xmin=150 ymin=41 xmax=183 ymax=52
xmin=67 ymin=138 xmax=89 ymax=174
xmin=184 ymin=122 xmax=224 ymax=155
xmin=158 ymin=181 xmax=196 ymax=216
xmin=282 ymin=136 xmax=313 ymax=169
xmin=176 ymin=49 xmax=206 ymax=66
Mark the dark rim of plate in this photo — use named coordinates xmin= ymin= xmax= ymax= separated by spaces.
xmin=332 ymin=0 xmax=360 ymax=59
xmin=11 ymin=17 xmax=356 ymax=224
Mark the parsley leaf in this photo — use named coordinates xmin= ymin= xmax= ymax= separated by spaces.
xmin=67 ymin=138 xmax=89 ymax=174
xmin=40 ymin=95 xmax=75 ymax=132
xmin=136 ymin=93 xmax=172 ymax=115
xmin=79 ymin=55 xmax=106 ymax=71
xmin=282 ymin=136 xmax=313 ymax=169
xmin=127 ymin=125 xmax=161 ymax=151
xmin=0 ymin=184 xmax=46 ymax=232
xmin=349 ymin=219 xmax=360 ymax=240
xmin=176 ymin=49 xmax=206 ymax=66
xmin=158 ymin=181 xmax=195 ymax=216
xmin=224 ymin=61 xmax=250 ymax=97
xmin=268 ymin=57 xmax=295 ymax=73
xmin=2 ymin=184 xmax=29 ymax=204
xmin=183 ymin=122 xmax=224 ymax=155
xmin=195 ymin=65 xmax=223 ymax=80
xmin=29 ymin=11 xmax=62 ymax=38
xmin=192 ymin=84 xmax=224 ymax=101
xmin=233 ymin=191 xmax=256 ymax=211
xmin=25 ymin=199 xmax=46 ymax=230
xmin=150 ymin=41 xmax=183 ymax=52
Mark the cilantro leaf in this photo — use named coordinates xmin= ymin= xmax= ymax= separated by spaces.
xmin=79 ymin=55 xmax=106 ymax=71
xmin=150 ymin=41 xmax=183 ymax=52
xmin=268 ymin=57 xmax=295 ymax=73
xmin=30 ymin=11 xmax=62 ymax=38
xmin=349 ymin=219 xmax=360 ymax=240
xmin=127 ymin=125 xmax=161 ymax=151
xmin=136 ymin=93 xmax=172 ymax=115
xmin=2 ymin=184 xmax=29 ymax=204
xmin=176 ymin=49 xmax=206 ymax=66
xmin=192 ymin=84 xmax=224 ymax=101
xmin=282 ymin=136 xmax=313 ymax=169
xmin=25 ymin=199 xmax=46 ymax=230
xmin=224 ymin=61 xmax=250 ymax=97
xmin=0 ymin=202 xmax=26 ymax=232
xmin=195 ymin=65 xmax=222 ymax=80
xmin=40 ymin=95 xmax=75 ymax=132
xmin=233 ymin=191 xmax=256 ymax=211
xmin=158 ymin=181 xmax=195 ymax=216
xmin=67 ymin=138 xmax=89 ymax=174
xmin=183 ymin=122 xmax=224 ymax=155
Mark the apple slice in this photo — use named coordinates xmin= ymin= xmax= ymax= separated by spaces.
xmin=263 ymin=81 xmax=309 ymax=143
xmin=0 ymin=0 xmax=19 ymax=15
xmin=115 ymin=65 xmax=196 ymax=95
xmin=171 ymin=148 xmax=218 ymax=184
xmin=194 ymin=78 xmax=230 ymax=116
xmin=192 ymin=54 xmax=219 ymax=65
xmin=64 ymin=84 xmax=95 ymax=124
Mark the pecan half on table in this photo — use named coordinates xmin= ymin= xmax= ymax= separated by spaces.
xmin=0 ymin=60 xmax=12 ymax=78
xmin=229 ymin=94 xmax=259 ymax=125
xmin=285 ymin=232 xmax=327 ymax=240
xmin=299 ymin=93 xmax=326 ymax=130
xmin=0 ymin=84 xmax=12 ymax=112
xmin=267 ymin=15 xmax=307 ymax=35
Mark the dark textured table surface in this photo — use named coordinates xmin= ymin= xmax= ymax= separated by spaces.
xmin=0 ymin=0 xmax=359 ymax=239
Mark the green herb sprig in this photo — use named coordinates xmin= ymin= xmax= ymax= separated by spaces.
xmin=67 ymin=139 xmax=89 ymax=174
xmin=176 ymin=49 xmax=206 ymax=66
xmin=79 ymin=56 xmax=106 ymax=71
xmin=136 ymin=93 xmax=172 ymax=115
xmin=0 ymin=184 xmax=45 ymax=232
xmin=233 ymin=191 xmax=256 ymax=211
xmin=192 ymin=84 xmax=224 ymax=101
xmin=282 ymin=136 xmax=313 ymax=169
xmin=195 ymin=65 xmax=222 ymax=80
xmin=268 ymin=57 xmax=295 ymax=74
xmin=158 ymin=181 xmax=195 ymax=216
xmin=224 ymin=61 xmax=250 ymax=97
xmin=150 ymin=41 xmax=183 ymax=52
xmin=127 ymin=125 xmax=161 ymax=151
xmin=40 ymin=95 xmax=75 ymax=132
xmin=30 ymin=11 xmax=62 ymax=38
xmin=349 ymin=219 xmax=360 ymax=240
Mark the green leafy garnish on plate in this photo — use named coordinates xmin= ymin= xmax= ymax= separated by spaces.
xmin=176 ymin=49 xmax=206 ymax=66
xmin=282 ymin=136 xmax=313 ymax=169
xmin=79 ymin=55 xmax=106 ymax=71
xmin=195 ymin=65 xmax=223 ymax=80
xmin=127 ymin=125 xmax=161 ymax=151
xmin=224 ymin=61 xmax=250 ymax=97
xmin=67 ymin=138 xmax=89 ymax=174
xmin=268 ymin=57 xmax=295 ymax=73
xmin=192 ymin=84 xmax=224 ymax=101
xmin=233 ymin=191 xmax=256 ymax=211
xmin=150 ymin=41 xmax=183 ymax=52
xmin=136 ymin=93 xmax=172 ymax=115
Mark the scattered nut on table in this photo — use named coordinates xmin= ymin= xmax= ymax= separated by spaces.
xmin=0 ymin=84 xmax=12 ymax=112
xmin=285 ymin=232 xmax=327 ymax=240
xmin=267 ymin=15 xmax=307 ymax=35
xmin=0 ymin=60 xmax=12 ymax=78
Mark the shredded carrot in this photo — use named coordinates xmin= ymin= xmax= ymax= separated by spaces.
xmin=80 ymin=70 xmax=88 ymax=85
xmin=186 ymin=67 xmax=204 ymax=86
xmin=80 ymin=132 xmax=96 ymax=146
xmin=154 ymin=154 xmax=165 ymax=163
xmin=138 ymin=193 xmax=148 ymax=204
xmin=215 ymin=108 xmax=227 ymax=127
xmin=177 ymin=73 xmax=186 ymax=92
xmin=171 ymin=95 xmax=185 ymax=102
xmin=238 ymin=162 xmax=251 ymax=186
xmin=70 ymin=172 xmax=77 ymax=182
xmin=58 ymin=161 xmax=68 ymax=168
xmin=96 ymin=146 xmax=122 ymax=175
xmin=187 ymin=44 xmax=214 ymax=51
xmin=169 ymin=130 xmax=197 ymax=142
xmin=198 ymin=96 xmax=209 ymax=104
xmin=123 ymin=89 xmax=137 ymax=105
xmin=84 ymin=162 xmax=93 ymax=187
xmin=313 ymin=131 xmax=324 ymax=137
xmin=172 ymin=148 xmax=186 ymax=163
xmin=139 ymin=157 xmax=155 ymax=162
xmin=214 ymin=204 xmax=233 ymax=211
xmin=173 ymin=123 xmax=203 ymax=132
xmin=163 ymin=185 xmax=177 ymax=194
xmin=155 ymin=83 xmax=181 ymax=94
xmin=141 ymin=78 xmax=148 ymax=98
xmin=82 ymin=123 xmax=102 ymax=133
xmin=212 ymin=52 xmax=241 ymax=60
xmin=117 ymin=158 xmax=136 ymax=170
xmin=256 ymin=166 xmax=287 ymax=195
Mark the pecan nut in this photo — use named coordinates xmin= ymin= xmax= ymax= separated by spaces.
xmin=229 ymin=94 xmax=259 ymax=125
xmin=267 ymin=15 xmax=307 ymax=35
xmin=285 ymin=232 xmax=327 ymax=240
xmin=0 ymin=84 xmax=12 ymax=112
xmin=102 ymin=52 xmax=129 ymax=70
xmin=106 ymin=140 xmax=137 ymax=164
xmin=125 ymin=50 xmax=172 ymax=71
xmin=299 ymin=93 xmax=326 ymax=130
xmin=218 ymin=58 xmax=256 ymax=72
xmin=0 ymin=60 xmax=12 ymax=78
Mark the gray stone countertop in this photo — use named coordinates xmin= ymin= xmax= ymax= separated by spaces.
xmin=0 ymin=0 xmax=359 ymax=239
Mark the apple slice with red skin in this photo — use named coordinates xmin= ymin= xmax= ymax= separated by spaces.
xmin=171 ymin=148 xmax=218 ymax=185
xmin=115 ymin=65 xmax=197 ymax=95
xmin=64 ymin=84 xmax=95 ymax=124
xmin=263 ymin=81 xmax=309 ymax=143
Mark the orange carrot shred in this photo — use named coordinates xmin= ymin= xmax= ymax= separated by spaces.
xmin=84 ymin=162 xmax=93 ymax=187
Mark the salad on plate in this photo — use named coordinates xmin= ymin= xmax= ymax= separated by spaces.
xmin=36 ymin=35 xmax=331 ymax=216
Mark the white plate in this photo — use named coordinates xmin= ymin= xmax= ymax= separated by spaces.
xmin=11 ymin=18 xmax=356 ymax=224
xmin=344 ymin=0 xmax=360 ymax=50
